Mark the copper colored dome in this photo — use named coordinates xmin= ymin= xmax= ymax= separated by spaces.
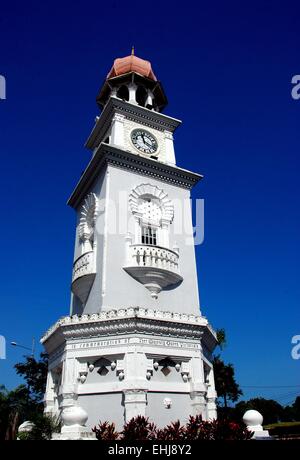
xmin=107 ymin=54 xmax=157 ymax=81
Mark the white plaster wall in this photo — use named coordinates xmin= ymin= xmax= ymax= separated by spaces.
xmin=78 ymin=393 xmax=124 ymax=431
xmin=71 ymin=161 xmax=201 ymax=316
xmin=146 ymin=392 xmax=192 ymax=427
xmin=78 ymin=392 xmax=193 ymax=430
xmin=85 ymin=164 xmax=201 ymax=315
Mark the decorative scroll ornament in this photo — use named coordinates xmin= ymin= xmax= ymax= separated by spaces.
xmin=129 ymin=183 xmax=174 ymax=224
xmin=72 ymin=193 xmax=98 ymax=305
xmin=78 ymin=193 xmax=98 ymax=242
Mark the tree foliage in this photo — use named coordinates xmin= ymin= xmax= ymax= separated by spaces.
xmin=216 ymin=328 xmax=227 ymax=350
xmin=292 ymin=396 xmax=300 ymax=420
xmin=0 ymin=385 xmax=35 ymax=440
xmin=212 ymin=355 xmax=243 ymax=408
xmin=0 ymin=353 xmax=48 ymax=439
xmin=14 ymin=352 xmax=48 ymax=403
xmin=233 ymin=397 xmax=300 ymax=425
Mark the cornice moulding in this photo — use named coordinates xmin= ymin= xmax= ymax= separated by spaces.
xmin=41 ymin=307 xmax=217 ymax=353
xmin=67 ymin=144 xmax=203 ymax=209
xmin=85 ymin=97 xmax=182 ymax=150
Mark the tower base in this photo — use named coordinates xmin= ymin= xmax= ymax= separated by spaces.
xmin=42 ymin=307 xmax=217 ymax=433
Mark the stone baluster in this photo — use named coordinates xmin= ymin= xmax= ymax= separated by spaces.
xmin=145 ymin=249 xmax=150 ymax=266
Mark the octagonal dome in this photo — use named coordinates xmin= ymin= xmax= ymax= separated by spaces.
xmin=107 ymin=54 xmax=157 ymax=81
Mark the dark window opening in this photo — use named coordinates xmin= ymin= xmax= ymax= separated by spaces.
xmin=136 ymin=86 xmax=147 ymax=107
xmin=117 ymin=85 xmax=129 ymax=101
xmin=141 ymin=226 xmax=157 ymax=246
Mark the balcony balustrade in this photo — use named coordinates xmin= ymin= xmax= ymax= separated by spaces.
xmin=124 ymin=244 xmax=183 ymax=299
xmin=71 ymin=251 xmax=96 ymax=304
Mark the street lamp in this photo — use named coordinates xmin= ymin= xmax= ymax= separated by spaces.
xmin=11 ymin=338 xmax=35 ymax=356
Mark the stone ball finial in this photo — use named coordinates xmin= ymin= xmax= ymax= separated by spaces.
xmin=18 ymin=421 xmax=35 ymax=433
xmin=243 ymin=409 xmax=263 ymax=427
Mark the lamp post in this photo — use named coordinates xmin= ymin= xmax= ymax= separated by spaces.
xmin=11 ymin=338 xmax=35 ymax=357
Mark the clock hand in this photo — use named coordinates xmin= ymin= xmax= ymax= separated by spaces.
xmin=140 ymin=134 xmax=150 ymax=149
xmin=137 ymin=135 xmax=146 ymax=148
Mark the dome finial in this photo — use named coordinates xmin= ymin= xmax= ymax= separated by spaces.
xmin=131 ymin=45 xmax=135 ymax=56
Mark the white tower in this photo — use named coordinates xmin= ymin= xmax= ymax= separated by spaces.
xmin=42 ymin=52 xmax=218 ymax=439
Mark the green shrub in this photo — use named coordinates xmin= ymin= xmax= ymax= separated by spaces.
xmin=92 ymin=421 xmax=119 ymax=441
xmin=18 ymin=414 xmax=61 ymax=441
xmin=121 ymin=415 xmax=157 ymax=441
xmin=92 ymin=415 xmax=253 ymax=441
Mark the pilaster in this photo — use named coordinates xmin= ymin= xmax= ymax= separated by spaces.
xmin=190 ymin=391 xmax=207 ymax=418
xmin=123 ymin=389 xmax=148 ymax=422
xmin=164 ymin=130 xmax=176 ymax=164
xmin=111 ymin=113 xmax=125 ymax=147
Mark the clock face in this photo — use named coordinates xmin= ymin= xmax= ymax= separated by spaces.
xmin=131 ymin=129 xmax=158 ymax=155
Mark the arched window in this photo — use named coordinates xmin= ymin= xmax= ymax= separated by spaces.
xmin=129 ymin=184 xmax=174 ymax=249
xmin=136 ymin=85 xmax=147 ymax=107
xmin=138 ymin=196 xmax=161 ymax=246
xmin=117 ymin=85 xmax=129 ymax=101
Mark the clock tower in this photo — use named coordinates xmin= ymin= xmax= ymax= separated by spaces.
xmin=41 ymin=52 xmax=218 ymax=439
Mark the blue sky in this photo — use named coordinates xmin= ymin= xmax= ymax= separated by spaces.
xmin=0 ymin=0 xmax=299 ymax=406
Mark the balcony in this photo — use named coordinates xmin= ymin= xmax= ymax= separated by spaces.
xmin=71 ymin=251 xmax=96 ymax=304
xmin=123 ymin=244 xmax=183 ymax=299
